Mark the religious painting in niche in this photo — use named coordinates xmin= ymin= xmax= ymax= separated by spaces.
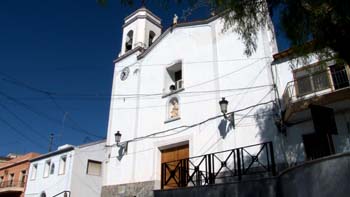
xmin=168 ymin=97 xmax=179 ymax=119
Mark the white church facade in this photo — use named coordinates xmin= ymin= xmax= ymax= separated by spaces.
xmin=102 ymin=7 xmax=281 ymax=197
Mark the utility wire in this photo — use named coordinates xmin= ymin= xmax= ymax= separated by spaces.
xmin=115 ymin=57 xmax=270 ymax=72
xmin=0 ymin=101 xmax=54 ymax=144
xmin=7 ymin=85 xmax=272 ymax=101
xmin=0 ymin=72 xmax=104 ymax=140
xmin=0 ymin=116 xmax=47 ymax=150
xmin=0 ymin=91 xmax=104 ymax=139
xmin=0 ymin=58 xmax=266 ymax=100
xmin=109 ymin=100 xmax=275 ymax=145
xmin=111 ymin=86 xmax=270 ymax=110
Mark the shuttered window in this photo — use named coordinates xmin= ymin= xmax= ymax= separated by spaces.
xmin=31 ymin=164 xmax=37 ymax=180
xmin=43 ymin=160 xmax=50 ymax=178
xmin=86 ymin=160 xmax=102 ymax=176
xmin=59 ymin=156 xmax=67 ymax=175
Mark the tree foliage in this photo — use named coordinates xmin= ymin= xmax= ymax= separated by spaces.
xmin=98 ymin=0 xmax=350 ymax=63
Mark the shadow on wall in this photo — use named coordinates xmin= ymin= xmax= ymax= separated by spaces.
xmin=218 ymin=119 xmax=232 ymax=139
xmin=254 ymin=103 xmax=304 ymax=168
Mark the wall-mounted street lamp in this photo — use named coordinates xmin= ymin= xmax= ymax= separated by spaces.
xmin=219 ymin=97 xmax=235 ymax=128
xmin=114 ymin=131 xmax=128 ymax=154
xmin=114 ymin=131 xmax=122 ymax=146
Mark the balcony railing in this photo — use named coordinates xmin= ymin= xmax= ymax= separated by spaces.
xmin=0 ymin=181 xmax=25 ymax=188
xmin=161 ymin=142 xmax=276 ymax=189
xmin=282 ymin=66 xmax=350 ymax=109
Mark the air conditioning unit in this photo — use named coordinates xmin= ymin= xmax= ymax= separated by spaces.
xmin=175 ymin=80 xmax=183 ymax=90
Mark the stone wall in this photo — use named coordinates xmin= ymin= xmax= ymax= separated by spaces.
xmin=154 ymin=153 xmax=350 ymax=197
xmin=279 ymin=153 xmax=350 ymax=197
xmin=101 ymin=181 xmax=156 ymax=197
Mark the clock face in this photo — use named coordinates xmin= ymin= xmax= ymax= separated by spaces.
xmin=120 ymin=67 xmax=130 ymax=81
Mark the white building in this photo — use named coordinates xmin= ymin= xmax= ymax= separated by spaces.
xmin=25 ymin=140 xmax=105 ymax=197
xmin=102 ymin=7 xmax=280 ymax=197
xmin=272 ymin=50 xmax=350 ymax=164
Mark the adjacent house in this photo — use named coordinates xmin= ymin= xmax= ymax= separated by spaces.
xmin=102 ymin=7 xmax=279 ymax=197
xmin=272 ymin=49 xmax=350 ymax=164
xmin=0 ymin=152 xmax=40 ymax=197
xmin=24 ymin=140 xmax=105 ymax=197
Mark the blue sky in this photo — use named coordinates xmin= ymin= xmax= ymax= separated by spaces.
xmin=0 ymin=0 xmax=289 ymax=156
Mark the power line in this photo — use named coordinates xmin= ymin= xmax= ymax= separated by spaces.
xmin=0 ymin=91 xmax=104 ymax=139
xmin=0 ymin=116 xmax=47 ymax=150
xmin=9 ymin=85 xmax=272 ymax=101
xmin=235 ymin=89 xmax=274 ymax=127
xmin=0 ymin=71 xmax=54 ymax=95
xmin=110 ymin=87 xmax=271 ymax=110
xmin=106 ymin=100 xmax=275 ymax=145
xmin=0 ymin=58 xmax=267 ymax=100
xmin=115 ymin=57 xmax=270 ymax=72
xmin=0 ymin=100 xmax=54 ymax=144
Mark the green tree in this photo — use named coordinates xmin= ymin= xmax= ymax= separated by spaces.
xmin=99 ymin=0 xmax=350 ymax=63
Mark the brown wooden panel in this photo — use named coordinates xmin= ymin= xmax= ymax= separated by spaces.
xmin=161 ymin=144 xmax=189 ymax=189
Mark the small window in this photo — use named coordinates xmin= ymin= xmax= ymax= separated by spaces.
xmin=86 ymin=160 xmax=102 ymax=176
xmin=20 ymin=170 xmax=26 ymax=186
xmin=148 ymin=31 xmax=156 ymax=47
xmin=164 ymin=61 xmax=183 ymax=95
xmin=44 ymin=160 xmax=51 ymax=177
xmin=59 ymin=156 xmax=67 ymax=175
xmin=9 ymin=173 xmax=14 ymax=186
xmin=50 ymin=163 xmax=55 ymax=175
xmin=125 ymin=30 xmax=134 ymax=52
xmin=30 ymin=164 xmax=38 ymax=180
xmin=0 ymin=176 xmax=4 ymax=186
xmin=168 ymin=97 xmax=180 ymax=120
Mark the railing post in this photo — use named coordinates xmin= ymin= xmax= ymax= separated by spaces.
xmin=236 ymin=148 xmax=242 ymax=181
xmin=161 ymin=163 xmax=165 ymax=189
xmin=268 ymin=142 xmax=277 ymax=176
xmin=181 ymin=159 xmax=187 ymax=187
xmin=208 ymin=154 xmax=215 ymax=184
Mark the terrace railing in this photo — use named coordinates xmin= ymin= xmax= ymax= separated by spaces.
xmin=0 ymin=181 xmax=25 ymax=188
xmin=282 ymin=66 xmax=350 ymax=109
xmin=161 ymin=141 xmax=276 ymax=189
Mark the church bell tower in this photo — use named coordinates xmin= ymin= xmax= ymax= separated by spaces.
xmin=120 ymin=7 xmax=162 ymax=56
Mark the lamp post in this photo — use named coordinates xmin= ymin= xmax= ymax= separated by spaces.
xmin=114 ymin=131 xmax=122 ymax=146
xmin=114 ymin=131 xmax=128 ymax=154
xmin=219 ymin=97 xmax=235 ymax=128
xmin=219 ymin=98 xmax=228 ymax=117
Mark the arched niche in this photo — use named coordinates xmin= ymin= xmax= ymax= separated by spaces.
xmin=168 ymin=97 xmax=180 ymax=119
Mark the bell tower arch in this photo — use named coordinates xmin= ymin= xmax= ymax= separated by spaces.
xmin=120 ymin=7 xmax=162 ymax=56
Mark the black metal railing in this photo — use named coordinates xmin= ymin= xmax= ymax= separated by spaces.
xmin=282 ymin=66 xmax=350 ymax=109
xmin=161 ymin=142 xmax=276 ymax=189
xmin=0 ymin=181 xmax=25 ymax=188
xmin=53 ymin=191 xmax=71 ymax=197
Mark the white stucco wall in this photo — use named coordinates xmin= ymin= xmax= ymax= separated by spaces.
xmin=70 ymin=141 xmax=106 ymax=197
xmin=25 ymin=149 xmax=74 ymax=197
xmin=104 ymin=14 xmax=281 ymax=188
xmin=25 ymin=141 xmax=105 ymax=197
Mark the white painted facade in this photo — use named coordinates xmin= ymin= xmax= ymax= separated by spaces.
xmin=25 ymin=141 xmax=105 ymax=197
xmin=272 ymin=55 xmax=350 ymax=165
xmin=104 ymin=8 xmax=280 ymax=190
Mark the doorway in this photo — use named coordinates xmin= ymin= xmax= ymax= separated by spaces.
xmin=302 ymin=133 xmax=335 ymax=160
xmin=161 ymin=144 xmax=189 ymax=189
